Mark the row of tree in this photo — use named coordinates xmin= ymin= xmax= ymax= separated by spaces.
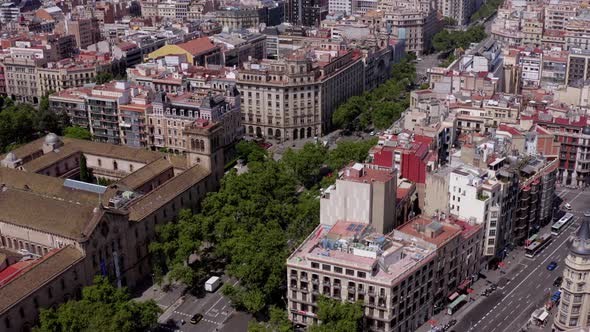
xmin=432 ymin=24 xmax=488 ymax=54
xmin=149 ymin=139 xmax=376 ymax=318
xmin=34 ymin=276 xmax=161 ymax=332
xmin=471 ymin=0 xmax=503 ymax=22
xmin=248 ymin=297 xmax=363 ymax=332
xmin=331 ymin=55 xmax=417 ymax=131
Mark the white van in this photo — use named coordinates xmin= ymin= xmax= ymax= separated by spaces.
xmin=205 ymin=276 xmax=221 ymax=292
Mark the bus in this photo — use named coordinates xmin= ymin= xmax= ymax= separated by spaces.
xmin=551 ymin=213 xmax=574 ymax=236
xmin=525 ymin=233 xmax=553 ymax=258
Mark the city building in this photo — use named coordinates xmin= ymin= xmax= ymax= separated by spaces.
xmin=285 ymin=0 xmax=328 ymax=26
xmin=286 ymin=219 xmax=437 ymax=331
xmin=566 ymin=49 xmax=590 ymax=85
xmin=237 ymin=48 xmax=364 ymax=140
xmin=320 ymin=162 xmax=397 ymax=233
xmin=554 ymin=218 xmax=590 ymax=331
xmin=0 ymin=133 xmax=219 ymax=332
xmin=37 ymin=56 xmax=112 ymax=96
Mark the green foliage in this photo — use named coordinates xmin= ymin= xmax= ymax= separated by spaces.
xmin=471 ymin=0 xmax=503 ymax=21
xmin=34 ymin=276 xmax=161 ymax=332
xmin=326 ymin=138 xmax=378 ymax=171
xmin=282 ymin=143 xmax=328 ymax=188
xmin=248 ymin=306 xmax=293 ymax=332
xmin=443 ymin=16 xmax=458 ymax=26
xmin=439 ymin=54 xmax=457 ymax=68
xmin=309 ymin=297 xmax=363 ymax=332
xmin=151 ymin=139 xmax=375 ymax=315
xmin=332 ymin=55 xmax=416 ymax=131
xmin=419 ymin=83 xmax=430 ymax=90
xmin=236 ymin=140 xmax=268 ymax=163
xmin=0 ymin=103 xmax=69 ymax=153
xmin=64 ymin=126 xmax=92 ymax=140
xmin=432 ymin=25 xmax=487 ymax=53
xmin=94 ymin=71 xmax=114 ymax=84
xmin=79 ymin=154 xmax=94 ymax=183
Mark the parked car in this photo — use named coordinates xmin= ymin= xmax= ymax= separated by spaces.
xmin=190 ymin=313 xmax=203 ymax=324
xmin=554 ymin=276 xmax=563 ymax=287
xmin=584 ymin=210 xmax=590 ymax=217
xmin=547 ymin=261 xmax=558 ymax=271
xmin=565 ymin=203 xmax=572 ymax=210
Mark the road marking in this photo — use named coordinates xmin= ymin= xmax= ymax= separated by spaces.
xmin=502 ymin=303 xmax=534 ymax=332
xmin=205 ymin=279 xmax=239 ymax=316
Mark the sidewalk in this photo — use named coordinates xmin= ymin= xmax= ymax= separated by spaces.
xmin=416 ymin=249 xmax=527 ymax=332
xmin=133 ymin=281 xmax=186 ymax=324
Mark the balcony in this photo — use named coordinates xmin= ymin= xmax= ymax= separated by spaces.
xmin=323 ymin=281 xmax=331 ymax=287
xmin=311 ymin=279 xmax=319 ymax=285
xmin=348 ymin=287 xmax=356 ymax=293
xmin=333 ymin=283 xmax=341 ymax=290
xmin=358 ymin=288 xmax=366 ymax=295
xmin=300 ymin=275 xmax=308 ymax=282
xmin=290 ymin=274 xmax=298 ymax=280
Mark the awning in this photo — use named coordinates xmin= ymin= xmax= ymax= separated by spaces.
xmin=448 ymin=292 xmax=459 ymax=301
xmin=458 ymin=279 xmax=471 ymax=290
xmin=448 ymin=294 xmax=467 ymax=309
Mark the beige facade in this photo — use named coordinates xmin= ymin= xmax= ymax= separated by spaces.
xmin=2 ymin=57 xmax=46 ymax=103
xmin=554 ymin=219 xmax=590 ymax=331
xmin=0 ymin=134 xmax=219 ymax=332
xmin=287 ymin=220 xmax=437 ymax=331
xmin=237 ymin=50 xmax=364 ymax=140
xmin=37 ymin=63 xmax=109 ymax=96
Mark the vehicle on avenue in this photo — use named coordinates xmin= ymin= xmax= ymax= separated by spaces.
xmin=565 ymin=203 xmax=572 ymax=210
xmin=552 ymin=213 xmax=574 ymax=236
xmin=584 ymin=211 xmax=590 ymax=217
xmin=205 ymin=276 xmax=222 ymax=292
xmin=190 ymin=313 xmax=203 ymax=324
xmin=525 ymin=233 xmax=552 ymax=258
xmin=547 ymin=261 xmax=558 ymax=271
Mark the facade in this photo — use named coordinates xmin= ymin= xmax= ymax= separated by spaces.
xmin=37 ymin=59 xmax=111 ymax=96
xmin=237 ymin=49 xmax=364 ymax=140
xmin=554 ymin=218 xmax=590 ymax=331
xmin=2 ymin=57 xmax=47 ymax=104
xmin=285 ymin=0 xmax=328 ymax=26
xmin=287 ymin=220 xmax=437 ymax=331
xmin=0 ymin=134 xmax=219 ymax=332
xmin=320 ymin=162 xmax=397 ymax=233
xmin=438 ymin=0 xmax=475 ymax=26
xmin=566 ymin=49 xmax=590 ymax=85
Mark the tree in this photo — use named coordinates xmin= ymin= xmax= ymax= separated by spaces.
xmin=94 ymin=71 xmax=114 ymax=84
xmin=309 ymin=297 xmax=363 ymax=332
xmin=34 ymin=276 xmax=161 ymax=332
xmin=248 ymin=306 xmax=293 ymax=332
xmin=326 ymin=139 xmax=377 ymax=171
xmin=79 ymin=154 xmax=94 ymax=183
xmin=282 ymin=143 xmax=328 ymax=188
xmin=236 ymin=140 xmax=268 ymax=163
xmin=64 ymin=126 xmax=92 ymax=140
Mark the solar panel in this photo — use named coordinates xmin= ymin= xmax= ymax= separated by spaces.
xmin=63 ymin=179 xmax=107 ymax=194
xmin=355 ymin=224 xmax=364 ymax=232
xmin=347 ymin=224 xmax=356 ymax=231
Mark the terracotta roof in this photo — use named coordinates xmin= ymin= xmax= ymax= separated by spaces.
xmin=128 ymin=164 xmax=210 ymax=221
xmin=0 ymin=246 xmax=84 ymax=314
xmin=118 ymin=158 xmax=173 ymax=191
xmin=178 ymin=37 xmax=217 ymax=56
xmin=0 ymin=187 xmax=97 ymax=239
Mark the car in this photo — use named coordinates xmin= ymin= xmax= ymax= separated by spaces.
xmin=554 ymin=276 xmax=563 ymax=287
xmin=547 ymin=261 xmax=558 ymax=271
xmin=584 ymin=210 xmax=590 ymax=217
xmin=190 ymin=313 xmax=203 ymax=324
xmin=417 ymin=57 xmax=423 ymax=61
xmin=565 ymin=203 xmax=572 ymax=210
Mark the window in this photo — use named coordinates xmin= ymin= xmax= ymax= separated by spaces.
xmin=97 ymin=159 xmax=102 ymax=167
xmin=346 ymin=269 xmax=354 ymax=276
xmin=322 ymin=264 xmax=331 ymax=271
xmin=113 ymin=161 xmax=118 ymax=170
xmin=357 ymin=271 xmax=367 ymax=278
xmin=334 ymin=267 xmax=343 ymax=274
xmin=129 ymin=164 xmax=134 ymax=172
xmin=311 ymin=262 xmax=319 ymax=269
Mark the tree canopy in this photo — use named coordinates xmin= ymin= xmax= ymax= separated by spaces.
xmin=0 ymin=102 xmax=69 ymax=153
xmin=34 ymin=276 xmax=161 ymax=332
xmin=332 ymin=55 xmax=416 ymax=131
xmin=432 ymin=25 xmax=487 ymax=53
xmin=64 ymin=126 xmax=92 ymax=140
xmin=93 ymin=72 xmax=114 ymax=84
xmin=471 ymin=0 xmax=503 ymax=21
xmin=309 ymin=297 xmax=363 ymax=332
xmin=150 ymin=140 xmax=375 ymax=315
xmin=248 ymin=306 xmax=293 ymax=332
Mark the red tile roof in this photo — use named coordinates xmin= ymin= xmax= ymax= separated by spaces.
xmin=178 ymin=37 xmax=217 ymax=55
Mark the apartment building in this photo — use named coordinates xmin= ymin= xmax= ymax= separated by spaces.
xmin=49 ymin=87 xmax=92 ymax=128
xmin=2 ymin=56 xmax=47 ymax=104
xmin=320 ymin=162 xmax=397 ymax=233
xmin=395 ymin=215 xmax=484 ymax=308
xmin=544 ymin=3 xmax=577 ymax=31
xmin=530 ymin=113 xmax=590 ymax=186
xmin=566 ymin=49 xmax=590 ymax=85
xmin=37 ymin=58 xmax=111 ymax=96
xmin=285 ymin=0 xmax=328 ymax=26
xmin=148 ymin=87 xmax=243 ymax=179
xmin=287 ymin=220 xmax=437 ymax=331
xmin=451 ymin=95 xmax=521 ymax=134
xmin=379 ymin=9 xmax=437 ymax=56
xmin=438 ymin=0 xmax=475 ymax=26
xmin=0 ymin=135 xmax=218 ymax=332
xmin=565 ymin=19 xmax=590 ymax=52
xmin=54 ymin=18 xmax=101 ymax=49
xmin=237 ymin=49 xmax=364 ymax=140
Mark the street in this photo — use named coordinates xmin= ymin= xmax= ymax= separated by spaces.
xmin=439 ymin=187 xmax=590 ymax=332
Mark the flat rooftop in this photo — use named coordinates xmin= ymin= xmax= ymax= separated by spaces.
xmin=288 ymin=221 xmax=436 ymax=286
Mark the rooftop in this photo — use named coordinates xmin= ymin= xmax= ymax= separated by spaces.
xmin=288 ymin=221 xmax=436 ymax=286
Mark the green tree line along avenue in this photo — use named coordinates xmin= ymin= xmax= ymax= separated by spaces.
xmin=331 ymin=55 xmax=417 ymax=132
xmin=148 ymin=140 xmax=375 ymax=328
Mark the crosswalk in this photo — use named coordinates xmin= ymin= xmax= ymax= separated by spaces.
xmin=173 ymin=310 xmax=219 ymax=325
